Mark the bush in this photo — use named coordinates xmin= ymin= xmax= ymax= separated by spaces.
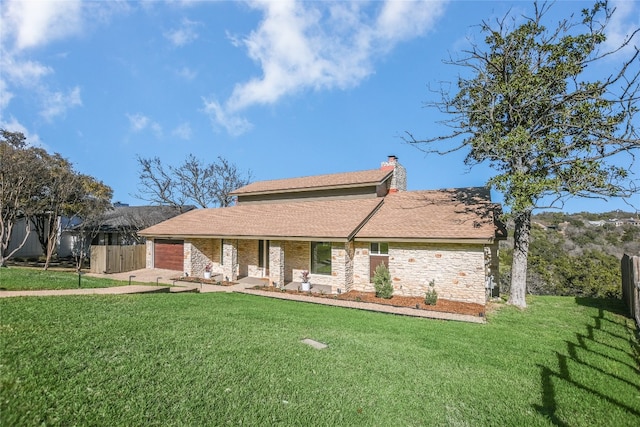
xmin=424 ymin=280 xmax=438 ymax=305
xmin=373 ymin=263 xmax=393 ymax=299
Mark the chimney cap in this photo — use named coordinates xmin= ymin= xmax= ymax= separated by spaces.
xmin=387 ymin=155 xmax=397 ymax=160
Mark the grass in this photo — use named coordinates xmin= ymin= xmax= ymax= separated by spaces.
xmin=0 ymin=267 xmax=149 ymax=291
xmin=1 ymin=293 xmax=639 ymax=426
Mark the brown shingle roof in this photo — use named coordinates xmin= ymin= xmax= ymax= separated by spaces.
xmin=231 ymin=169 xmax=392 ymax=196
xmin=355 ymin=188 xmax=502 ymax=241
xmin=139 ymin=198 xmax=383 ymax=241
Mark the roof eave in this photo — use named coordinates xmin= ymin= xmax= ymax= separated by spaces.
xmin=231 ymin=171 xmax=393 ymax=197
xmin=354 ymin=237 xmax=497 ymax=245
xmin=141 ymin=234 xmax=351 ymax=242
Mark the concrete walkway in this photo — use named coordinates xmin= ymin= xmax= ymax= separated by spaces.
xmin=1 ymin=268 xmax=485 ymax=323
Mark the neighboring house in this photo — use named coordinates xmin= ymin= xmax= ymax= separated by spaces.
xmin=139 ymin=156 xmax=505 ymax=306
xmin=89 ymin=204 xmax=195 ymax=246
xmin=5 ymin=216 xmax=80 ymax=259
xmin=6 ymin=205 xmax=192 ymax=260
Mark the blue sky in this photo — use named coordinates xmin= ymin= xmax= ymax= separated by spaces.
xmin=1 ymin=0 xmax=638 ymax=214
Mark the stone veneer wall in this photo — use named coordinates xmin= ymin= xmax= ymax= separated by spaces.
xmin=146 ymin=240 xmax=154 ymax=269
xmin=281 ymin=241 xmax=352 ymax=291
xmin=269 ymin=241 xmax=285 ymax=286
xmin=284 ymin=241 xmax=309 ymax=282
xmin=222 ymin=240 xmax=238 ymax=281
xmin=238 ymin=239 xmax=263 ymax=278
xmin=485 ymin=242 xmax=500 ymax=298
xmin=351 ymin=242 xmax=488 ymax=305
xmin=185 ymin=238 xmax=222 ymax=278
xmin=352 ymin=241 xmax=376 ymax=293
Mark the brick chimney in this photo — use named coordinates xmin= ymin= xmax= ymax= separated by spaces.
xmin=381 ymin=155 xmax=406 ymax=193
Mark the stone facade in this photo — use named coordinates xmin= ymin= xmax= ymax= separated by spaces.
xmin=185 ymin=238 xmax=223 ymax=278
xmin=238 ymin=239 xmax=262 ymax=278
xmin=171 ymin=236 xmax=494 ymax=305
xmin=381 ymin=156 xmax=407 ymax=192
xmin=145 ymin=240 xmax=153 ymax=269
xmin=222 ymin=240 xmax=238 ymax=281
xmin=269 ymin=241 xmax=285 ymax=286
xmin=349 ymin=242 xmax=489 ymax=305
xmin=284 ymin=241 xmax=309 ymax=283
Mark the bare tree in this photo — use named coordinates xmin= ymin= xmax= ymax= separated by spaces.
xmin=173 ymin=154 xmax=217 ymax=208
xmin=134 ymin=156 xmax=186 ymax=209
xmin=213 ymin=157 xmax=253 ymax=207
xmin=134 ymin=155 xmax=252 ymax=208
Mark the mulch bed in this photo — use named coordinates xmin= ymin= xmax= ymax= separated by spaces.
xmin=256 ymin=287 xmax=485 ymax=317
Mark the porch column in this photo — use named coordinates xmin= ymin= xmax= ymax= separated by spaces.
xmin=222 ymin=240 xmax=238 ymax=281
xmin=269 ymin=240 xmax=285 ymax=287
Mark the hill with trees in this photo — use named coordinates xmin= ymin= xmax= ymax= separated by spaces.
xmin=499 ymin=211 xmax=639 ymax=299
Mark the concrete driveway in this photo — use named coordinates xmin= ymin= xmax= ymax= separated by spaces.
xmin=85 ymin=268 xmax=256 ymax=293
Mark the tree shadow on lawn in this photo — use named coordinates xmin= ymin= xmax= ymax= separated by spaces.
xmin=534 ymin=298 xmax=640 ymax=426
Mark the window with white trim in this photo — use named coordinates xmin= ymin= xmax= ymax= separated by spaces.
xmin=370 ymin=242 xmax=389 ymax=255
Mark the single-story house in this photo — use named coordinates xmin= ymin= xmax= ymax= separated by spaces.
xmin=139 ymin=156 xmax=505 ymax=306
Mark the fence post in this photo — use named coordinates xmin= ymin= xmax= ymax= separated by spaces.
xmin=622 ymin=254 xmax=640 ymax=329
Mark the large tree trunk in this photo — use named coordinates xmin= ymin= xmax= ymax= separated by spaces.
xmin=43 ymin=216 xmax=60 ymax=270
xmin=508 ymin=210 xmax=531 ymax=308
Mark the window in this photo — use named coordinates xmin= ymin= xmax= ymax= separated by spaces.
xmin=370 ymin=242 xmax=389 ymax=255
xmin=311 ymin=242 xmax=332 ymax=275
xmin=220 ymin=239 xmax=224 ymax=265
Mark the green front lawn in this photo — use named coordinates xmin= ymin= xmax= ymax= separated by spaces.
xmin=0 ymin=267 xmax=139 ymax=291
xmin=1 ymin=294 xmax=638 ymax=426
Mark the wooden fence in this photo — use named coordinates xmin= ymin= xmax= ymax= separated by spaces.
xmin=621 ymin=254 xmax=640 ymax=329
xmin=90 ymin=245 xmax=146 ymax=274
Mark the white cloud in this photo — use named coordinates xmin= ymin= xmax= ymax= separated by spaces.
xmin=0 ymin=116 xmax=43 ymax=148
xmin=176 ymin=66 xmax=198 ymax=80
xmin=204 ymin=0 xmax=448 ymax=135
xmin=1 ymin=0 xmax=83 ymax=51
xmin=0 ymin=52 xmax=53 ymax=88
xmin=127 ymin=113 xmax=151 ymax=132
xmin=202 ymin=98 xmax=253 ymax=136
xmin=127 ymin=113 xmax=163 ymax=138
xmin=165 ymin=18 xmax=201 ymax=47
xmin=172 ymin=122 xmax=192 ymax=140
xmin=0 ymin=1 xmax=123 ymax=123
xmin=0 ymin=79 xmax=14 ymax=111
xmin=40 ymin=86 xmax=82 ymax=121
xmin=605 ymin=0 xmax=640 ymax=56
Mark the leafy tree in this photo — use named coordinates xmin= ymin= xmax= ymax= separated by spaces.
xmin=30 ymin=154 xmax=81 ymax=269
xmin=135 ymin=154 xmax=252 ymax=208
xmin=66 ymin=175 xmax=113 ymax=271
xmin=407 ymin=2 xmax=639 ymax=307
xmin=0 ymin=130 xmax=48 ymax=266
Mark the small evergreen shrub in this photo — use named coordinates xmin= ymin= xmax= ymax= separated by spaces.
xmin=424 ymin=280 xmax=438 ymax=305
xmin=373 ymin=263 xmax=393 ymax=299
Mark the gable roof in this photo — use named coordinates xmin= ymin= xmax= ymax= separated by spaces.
xmin=355 ymin=188 xmax=504 ymax=242
xmin=231 ymin=169 xmax=392 ymax=196
xmin=139 ymin=198 xmax=383 ymax=241
xmin=80 ymin=205 xmax=195 ymax=232
xmin=139 ymin=188 xmax=504 ymax=243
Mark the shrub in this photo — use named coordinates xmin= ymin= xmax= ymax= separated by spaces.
xmin=373 ymin=263 xmax=393 ymax=299
xmin=424 ymin=280 xmax=438 ymax=305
